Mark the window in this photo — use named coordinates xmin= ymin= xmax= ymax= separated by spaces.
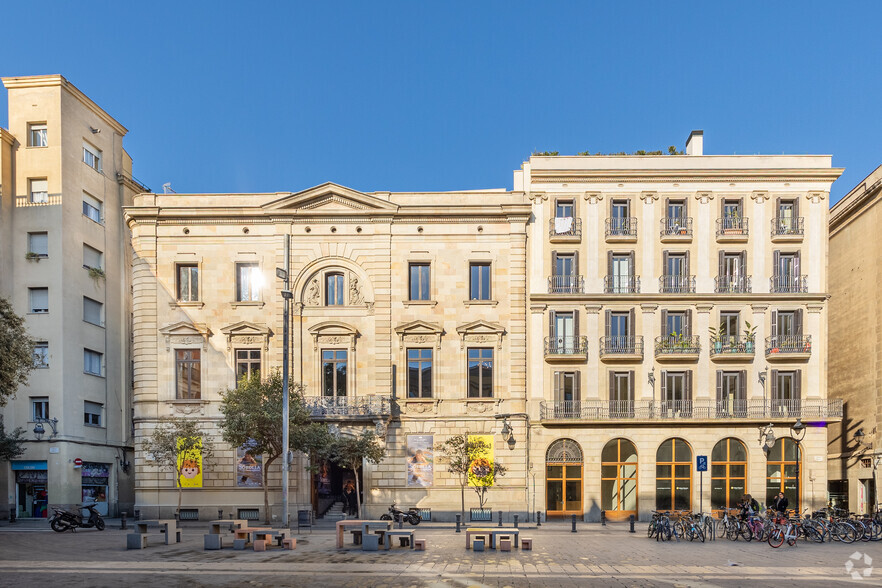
xmin=83 ymin=297 xmax=102 ymax=325
xmin=608 ymin=371 xmax=634 ymax=417
xmin=601 ymin=438 xmax=638 ymax=514
xmin=409 ymin=263 xmax=430 ymax=300
xmin=663 ymin=310 xmax=689 ymax=337
xmin=716 ymin=370 xmax=746 ymax=416
xmin=775 ymin=198 xmax=800 ymax=234
xmin=84 ymin=349 xmax=102 ymax=376
xmin=555 ymin=199 xmax=574 ymax=218
xmin=720 ymin=311 xmax=740 ymax=341
xmin=83 ymin=142 xmax=101 ymax=171
xmin=666 ymin=199 xmax=686 ymax=220
xmin=82 ymin=192 xmax=102 ymax=223
xmin=771 ymin=369 xmax=801 ymax=416
xmin=711 ymin=438 xmax=748 ymax=509
xmin=661 ymin=371 xmax=692 ymax=416
xmin=175 ymin=349 xmax=201 ymax=399
xmin=467 ymin=348 xmax=493 ymax=398
xmin=29 ymin=179 xmax=48 ymax=203
xmin=609 ymin=199 xmax=632 ymax=234
xmin=28 ymin=123 xmax=47 ymax=147
xmin=325 ymin=272 xmax=344 ymax=305
xmin=664 ymin=252 xmax=687 ymax=276
xmin=83 ymin=244 xmax=103 ymax=270
xmin=33 ymin=342 xmax=49 ymax=368
xmin=469 ymin=263 xmax=491 ymax=300
xmin=236 ymin=263 xmax=261 ymax=301
xmin=321 ymin=350 xmax=347 ymax=397
xmin=551 ymin=252 xmax=578 ymax=293
xmin=31 ymin=397 xmax=49 ymax=421
xmin=551 ymin=310 xmax=578 ymax=353
xmin=236 ymin=349 xmax=261 ymax=382
xmin=84 ymin=401 xmax=102 ymax=427
xmin=656 ymin=438 xmax=693 ymax=511
xmin=661 ymin=251 xmax=691 ymax=293
xmin=29 ymin=287 xmax=49 ymax=313
xmin=176 ymin=264 xmax=199 ymax=302
xmin=554 ymin=371 xmax=580 ymax=404
xmin=606 ymin=251 xmax=635 ymax=293
xmin=28 ymin=232 xmax=48 ymax=257
xmin=766 ymin=437 xmax=800 ymax=512
xmin=407 ymin=349 xmax=433 ymax=398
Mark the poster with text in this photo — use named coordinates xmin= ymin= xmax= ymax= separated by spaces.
xmin=406 ymin=435 xmax=434 ymax=487
xmin=176 ymin=437 xmax=203 ymax=488
xmin=236 ymin=446 xmax=263 ymax=487
xmin=467 ymin=434 xmax=495 ymax=487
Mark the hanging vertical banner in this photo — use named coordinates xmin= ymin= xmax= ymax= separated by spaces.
xmin=406 ymin=435 xmax=434 ymax=487
xmin=177 ymin=437 xmax=203 ymax=488
xmin=236 ymin=446 xmax=263 ymax=488
xmin=467 ymin=434 xmax=495 ymax=487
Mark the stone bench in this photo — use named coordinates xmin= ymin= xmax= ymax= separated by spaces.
xmin=127 ymin=533 xmax=148 ymax=550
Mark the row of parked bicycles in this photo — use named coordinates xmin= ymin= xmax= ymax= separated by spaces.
xmin=647 ymin=507 xmax=881 ymax=547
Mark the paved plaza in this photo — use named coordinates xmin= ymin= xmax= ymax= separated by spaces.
xmin=0 ymin=519 xmax=878 ymax=587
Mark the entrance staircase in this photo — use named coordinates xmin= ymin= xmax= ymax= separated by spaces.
xmin=321 ymin=501 xmax=347 ymax=521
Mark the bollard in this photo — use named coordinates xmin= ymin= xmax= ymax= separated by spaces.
xmin=571 ymin=513 xmax=577 ymax=533
xmin=629 ymin=514 xmax=635 ymax=533
xmin=174 ymin=511 xmax=179 ymax=522
xmin=537 ymin=511 xmax=542 ymax=526
xmin=455 ymin=513 xmax=461 ymax=533
xmin=601 ymin=510 xmax=606 ymax=526
xmin=218 ymin=509 xmax=223 ymax=520
xmin=134 ymin=509 xmax=141 ymax=521
xmin=397 ymin=513 xmax=404 ymax=529
xmin=513 ymin=514 xmax=519 ymax=528
xmin=498 ymin=510 xmax=503 ymax=527
xmin=120 ymin=511 xmax=128 ymax=530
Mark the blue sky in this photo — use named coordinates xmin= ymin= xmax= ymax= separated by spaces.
xmin=2 ymin=1 xmax=879 ymax=203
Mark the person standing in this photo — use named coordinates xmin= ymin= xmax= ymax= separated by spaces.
xmin=774 ymin=492 xmax=789 ymax=515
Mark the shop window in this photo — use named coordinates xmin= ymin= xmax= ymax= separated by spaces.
xmin=766 ymin=437 xmax=800 ymax=512
xmin=601 ymin=438 xmax=638 ymax=517
xmin=711 ymin=437 xmax=748 ymax=509
xmin=656 ymin=438 xmax=692 ymax=511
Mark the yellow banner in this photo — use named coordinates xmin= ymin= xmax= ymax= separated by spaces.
xmin=177 ymin=437 xmax=203 ymax=488
xmin=467 ymin=434 xmax=495 ymax=487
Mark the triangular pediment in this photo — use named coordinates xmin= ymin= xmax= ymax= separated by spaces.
xmin=220 ymin=321 xmax=271 ymax=336
xmin=159 ymin=321 xmax=211 ymax=337
xmin=263 ymin=182 xmax=399 ymax=213
xmin=394 ymin=320 xmax=443 ymax=336
xmin=456 ymin=320 xmax=505 ymax=336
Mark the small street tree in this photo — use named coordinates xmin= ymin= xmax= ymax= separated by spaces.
xmin=471 ymin=457 xmax=506 ymax=511
xmin=142 ymin=416 xmax=215 ymax=517
xmin=290 ymin=420 xmax=335 ymax=476
xmin=0 ymin=418 xmax=26 ymax=462
xmin=0 ymin=297 xmax=36 ymax=406
xmin=436 ymin=434 xmax=499 ymax=520
xmin=331 ymin=430 xmax=386 ymax=519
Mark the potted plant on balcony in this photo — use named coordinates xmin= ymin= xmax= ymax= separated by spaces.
xmin=723 ymin=211 xmax=742 ymax=235
xmin=743 ymin=322 xmax=757 ymax=353
xmin=708 ymin=322 xmax=724 ymax=353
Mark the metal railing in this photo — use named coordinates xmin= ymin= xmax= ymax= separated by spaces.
xmin=605 ymin=217 xmax=637 ymax=238
xmin=304 ymin=395 xmax=393 ymax=417
xmin=603 ymin=275 xmax=640 ymax=294
xmin=660 ymin=217 xmax=693 ymax=237
xmin=770 ymin=275 xmax=808 ymax=293
xmin=716 ymin=216 xmax=749 ymax=236
xmin=654 ymin=335 xmax=700 ymax=356
xmin=659 ymin=275 xmax=696 ymax=293
xmin=544 ymin=336 xmax=589 ymax=356
xmin=548 ymin=274 xmax=584 ymax=294
xmin=548 ymin=217 xmax=582 ymax=238
xmin=771 ymin=216 xmax=804 ymax=237
xmin=766 ymin=335 xmax=812 ymax=355
xmin=539 ymin=398 xmax=843 ymax=421
xmin=714 ymin=275 xmax=752 ymax=293
xmin=600 ymin=335 xmax=644 ymax=356
xmin=709 ymin=337 xmax=756 ymax=356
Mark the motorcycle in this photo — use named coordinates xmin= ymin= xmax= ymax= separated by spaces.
xmin=380 ymin=503 xmax=421 ymax=525
xmin=49 ymin=502 xmax=105 ymax=532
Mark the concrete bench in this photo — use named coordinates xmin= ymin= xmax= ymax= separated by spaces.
xmin=127 ymin=533 xmax=148 ymax=550
xmin=383 ymin=530 xmax=415 ymax=550
xmin=473 ymin=539 xmax=485 ymax=552
xmin=414 ymin=538 xmax=427 ymax=551
xmin=362 ymin=533 xmax=380 ymax=551
xmin=282 ymin=538 xmax=296 ymax=550
xmin=203 ymin=534 xmax=224 ymax=550
xmin=499 ymin=538 xmax=512 ymax=552
xmin=521 ymin=537 xmax=533 ymax=550
xmin=132 ymin=519 xmax=180 ymax=547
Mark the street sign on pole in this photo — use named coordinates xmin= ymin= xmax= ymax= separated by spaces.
xmin=696 ymin=456 xmax=707 ymax=472
xmin=697 ymin=456 xmax=707 ymax=514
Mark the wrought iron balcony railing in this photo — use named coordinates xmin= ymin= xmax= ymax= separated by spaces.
xmin=709 ymin=336 xmax=756 ymax=356
xmin=765 ymin=335 xmax=812 ymax=356
xmin=770 ymin=275 xmax=808 ymax=293
xmin=771 ymin=216 xmax=804 ymax=237
xmin=305 ymin=395 xmax=393 ymax=418
xmin=603 ymin=275 xmax=640 ymax=294
xmin=548 ymin=217 xmax=582 ymax=239
xmin=600 ymin=335 xmax=644 ymax=356
xmin=716 ymin=216 xmax=749 ymax=237
xmin=539 ymin=398 xmax=843 ymax=421
xmin=654 ymin=335 xmax=700 ymax=356
xmin=605 ymin=217 xmax=637 ymax=238
xmin=715 ymin=275 xmax=752 ymax=293
xmin=548 ymin=274 xmax=584 ymax=294
xmin=544 ymin=336 xmax=589 ymax=356
xmin=660 ymin=217 xmax=693 ymax=238
xmin=659 ymin=275 xmax=696 ymax=293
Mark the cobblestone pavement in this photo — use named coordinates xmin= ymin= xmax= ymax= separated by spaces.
xmin=0 ymin=521 xmax=878 ymax=587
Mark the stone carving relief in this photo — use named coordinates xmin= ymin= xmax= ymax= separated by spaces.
xmin=319 ymin=336 xmax=344 ymax=344
xmin=694 ymin=192 xmax=714 ymax=204
xmin=306 ymin=278 xmax=320 ymax=305
xmin=466 ymin=401 xmax=495 ymax=414
xmin=349 ymin=274 xmax=363 ymax=305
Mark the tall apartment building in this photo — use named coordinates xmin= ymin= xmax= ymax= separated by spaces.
xmin=521 ymin=132 xmax=842 ymax=520
xmin=0 ymin=75 xmax=140 ymax=519
xmin=827 ymin=165 xmax=882 ymax=513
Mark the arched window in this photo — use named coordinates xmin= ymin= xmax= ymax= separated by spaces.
xmin=601 ymin=438 xmax=637 ymax=519
xmin=656 ymin=438 xmax=692 ymax=511
xmin=711 ymin=438 xmax=747 ymax=509
xmin=546 ymin=439 xmax=582 ymax=516
xmin=766 ymin=437 xmax=800 ymax=512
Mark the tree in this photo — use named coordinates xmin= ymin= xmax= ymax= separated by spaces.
xmin=435 ymin=434 xmax=499 ymax=520
xmin=218 ymin=369 xmax=312 ymax=523
xmin=0 ymin=297 xmax=36 ymax=406
xmin=471 ymin=456 xmax=506 ymax=511
xmin=0 ymin=419 xmax=26 ymax=462
xmin=290 ymin=420 xmax=335 ymax=476
xmin=331 ymin=430 xmax=386 ymax=519
xmin=142 ymin=416 xmax=215 ymax=517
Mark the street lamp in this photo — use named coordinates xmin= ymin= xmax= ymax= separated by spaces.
xmin=33 ymin=417 xmax=58 ymax=440
xmin=277 ymin=234 xmax=292 ymax=528
xmin=791 ymin=419 xmax=806 ymax=513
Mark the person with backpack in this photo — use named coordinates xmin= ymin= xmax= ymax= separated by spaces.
xmin=747 ymin=494 xmax=761 ymax=514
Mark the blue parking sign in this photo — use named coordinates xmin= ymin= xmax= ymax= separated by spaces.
xmin=697 ymin=455 xmax=708 ymax=472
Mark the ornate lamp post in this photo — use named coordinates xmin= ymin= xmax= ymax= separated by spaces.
xmin=791 ymin=419 xmax=806 ymax=513
xmin=854 ymin=429 xmax=878 ymax=514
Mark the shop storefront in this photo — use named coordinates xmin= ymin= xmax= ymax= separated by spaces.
xmin=81 ymin=462 xmax=110 ymax=516
xmin=13 ymin=460 xmax=48 ymax=519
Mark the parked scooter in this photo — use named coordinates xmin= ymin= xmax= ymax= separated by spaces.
xmin=49 ymin=502 xmax=105 ymax=532
xmin=380 ymin=503 xmax=421 ymax=525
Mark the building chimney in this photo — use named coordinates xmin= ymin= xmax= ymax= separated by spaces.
xmin=685 ymin=130 xmax=703 ymax=156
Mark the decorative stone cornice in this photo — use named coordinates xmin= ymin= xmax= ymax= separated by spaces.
xmin=583 ymin=304 xmax=602 ymax=315
xmin=530 ymin=303 xmax=548 ymax=314
xmin=750 ymin=304 xmax=769 ymax=313
xmin=694 ymin=191 xmax=714 ymax=204
xmin=640 ymin=303 xmax=658 ymax=313
xmin=806 ymin=191 xmax=826 ymax=204
xmin=394 ymin=320 xmax=443 ymax=350
xmin=583 ymin=192 xmax=603 ymax=204
xmin=158 ymin=322 xmax=211 ymax=351
xmin=695 ymin=303 xmax=714 ymax=314
xmin=307 ymin=321 xmax=358 ymax=351
xmin=806 ymin=303 xmax=825 ymax=314
xmin=528 ymin=192 xmax=548 ymax=204
xmin=750 ymin=191 xmax=770 ymax=203
xmin=639 ymin=191 xmax=659 ymax=203
xmin=455 ymin=320 xmax=505 ymax=350
xmin=219 ymin=321 xmax=272 ymax=352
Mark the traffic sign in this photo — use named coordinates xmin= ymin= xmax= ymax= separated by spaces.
xmin=696 ymin=455 xmax=707 ymax=472
xmin=73 ymin=458 xmax=83 ymax=468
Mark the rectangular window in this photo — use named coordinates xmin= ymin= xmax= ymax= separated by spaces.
xmin=664 ymin=311 xmax=686 ymax=337
xmin=84 ymin=349 xmax=102 ymax=376
xmin=31 ymin=397 xmax=49 ymax=420
xmin=720 ymin=311 xmax=740 ymax=341
xmin=83 ymin=142 xmax=102 ymax=171
xmin=33 ymin=342 xmax=49 ymax=368
xmin=28 ymin=232 xmax=48 ymax=257
xmin=29 ymin=179 xmax=48 ymax=203
xmin=236 ymin=349 xmax=261 ymax=383
xmin=83 ymin=296 xmax=102 ymax=325
xmin=325 ymin=273 xmax=344 ymax=305
xmin=321 ymin=349 xmax=347 ymax=397
xmin=82 ymin=192 xmax=102 ymax=223
xmin=29 ymin=287 xmax=49 ymax=313
xmin=665 ymin=253 xmax=687 ymax=276
xmin=722 ymin=199 xmax=742 ymax=220
xmin=609 ymin=371 xmax=634 ymax=417
xmin=83 ymin=244 xmax=103 ymax=269
xmin=776 ymin=310 xmax=798 ymax=337
xmin=28 ymin=123 xmax=47 ymax=147
xmin=409 ymin=263 xmax=430 ymax=300
xmin=84 ymin=401 xmax=102 ymax=427
xmin=771 ymin=369 xmax=802 ymax=416
xmin=555 ymin=371 xmax=579 ymax=403
xmin=176 ymin=264 xmax=199 ymax=302
xmin=609 ymin=312 xmax=631 ymax=338
xmin=467 ymin=348 xmax=493 ymax=398
xmin=175 ymin=349 xmax=201 ymax=399
xmin=666 ymin=199 xmax=686 ymax=219
xmin=236 ymin=263 xmax=261 ymax=301
xmin=469 ymin=263 xmax=491 ymax=300
xmin=407 ymin=348 xmax=433 ymax=398
xmin=555 ymin=199 xmax=574 ymax=218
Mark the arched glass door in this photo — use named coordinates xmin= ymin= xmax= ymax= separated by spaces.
xmin=656 ymin=438 xmax=692 ymax=511
xmin=601 ymin=438 xmax=638 ymax=521
xmin=766 ymin=437 xmax=800 ymax=512
xmin=546 ymin=439 xmax=583 ymax=517
xmin=711 ymin=438 xmax=747 ymax=509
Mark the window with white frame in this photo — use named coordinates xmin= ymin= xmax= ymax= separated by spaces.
xmin=28 ymin=123 xmax=47 ymax=147
xmin=83 ymin=142 xmax=101 ymax=171
xmin=31 ymin=397 xmax=49 ymax=420
xmin=29 ymin=179 xmax=48 ymax=203
xmin=83 ymin=296 xmax=102 ymax=325
xmin=84 ymin=349 xmax=102 ymax=376
xmin=29 ymin=287 xmax=49 ymax=313
xmin=176 ymin=264 xmax=199 ymax=302
xmin=82 ymin=192 xmax=102 ymax=223
xmin=236 ymin=263 xmax=261 ymax=301
xmin=33 ymin=342 xmax=49 ymax=368
xmin=84 ymin=401 xmax=102 ymax=426
xmin=83 ymin=244 xmax=103 ymax=270
xmin=28 ymin=232 xmax=48 ymax=257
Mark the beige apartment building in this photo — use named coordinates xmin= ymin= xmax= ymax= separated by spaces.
xmin=828 ymin=164 xmax=882 ymax=514
xmin=0 ymin=75 xmax=140 ymax=519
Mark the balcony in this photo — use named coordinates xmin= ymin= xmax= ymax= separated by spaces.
xmin=654 ymin=335 xmax=700 ymax=362
xmin=765 ymin=335 xmax=812 ymax=361
xmin=548 ymin=274 xmax=584 ymax=294
xmin=709 ymin=337 xmax=756 ymax=362
xmin=716 ymin=217 xmax=749 ymax=242
xmin=714 ymin=275 xmax=752 ymax=294
xmin=544 ymin=336 xmax=589 ymax=361
xmin=603 ymin=275 xmax=640 ymax=294
xmin=605 ymin=217 xmax=637 ymax=242
xmin=599 ymin=335 xmax=644 ymax=362
xmin=305 ymin=395 xmax=393 ymax=421
xmin=659 ymin=275 xmax=696 ymax=294
xmin=548 ymin=217 xmax=582 ymax=242
xmin=770 ymin=275 xmax=808 ymax=294
xmin=771 ymin=217 xmax=804 ymax=242
xmin=539 ymin=398 xmax=843 ymax=422
xmin=659 ymin=217 xmax=693 ymax=242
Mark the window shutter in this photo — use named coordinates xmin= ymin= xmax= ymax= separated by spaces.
xmin=718 ymin=250 xmax=725 ymax=278
xmin=628 ymin=251 xmax=635 ymax=276
xmin=684 ymin=251 xmax=690 ymax=276
xmin=773 ymin=250 xmax=780 ymax=276
xmin=549 ymin=311 xmax=556 ymax=341
xmin=661 ymin=309 xmax=668 ymax=337
xmin=553 ymin=371 xmax=561 ymax=401
xmin=794 ymin=369 xmax=802 ymax=399
xmin=608 ymin=371 xmax=615 ymax=402
xmin=628 ymin=370 xmax=635 ymax=400
xmin=573 ymin=251 xmax=579 ymax=277
xmin=796 ymin=309 xmax=803 ymax=335
xmin=607 ymin=250 xmax=613 ymax=277
xmin=771 ymin=369 xmax=779 ymax=400
xmin=574 ymin=370 xmax=581 ymax=401
xmin=685 ymin=309 xmax=692 ymax=337
xmin=551 ymin=251 xmax=558 ymax=275
xmin=794 ymin=251 xmax=801 ymax=276
xmin=738 ymin=370 xmax=747 ymax=400
xmin=771 ymin=310 xmax=778 ymax=340
xmin=792 ymin=197 xmax=799 ymax=219
xmin=665 ymin=197 xmax=670 ymax=218
xmin=573 ymin=309 xmax=580 ymax=339
xmin=605 ymin=309 xmax=611 ymax=338
xmin=775 ymin=197 xmax=781 ymax=218
xmin=685 ymin=370 xmax=692 ymax=400
xmin=740 ymin=251 xmax=747 ymax=277
xmin=660 ymin=370 xmax=668 ymax=401
xmin=628 ymin=308 xmax=636 ymax=337
xmin=662 ymin=250 xmax=669 ymax=275
xmin=716 ymin=370 xmax=724 ymax=402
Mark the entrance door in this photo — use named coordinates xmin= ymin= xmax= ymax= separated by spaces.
xmin=545 ymin=439 xmax=583 ymax=517
xmin=601 ymin=438 xmax=638 ymax=521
